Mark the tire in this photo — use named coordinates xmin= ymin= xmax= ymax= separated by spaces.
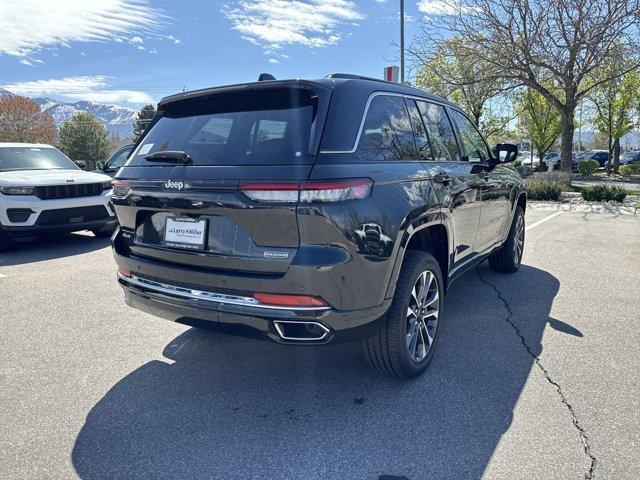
xmin=363 ymin=251 xmax=444 ymax=380
xmin=0 ymin=230 xmax=16 ymax=252
xmin=488 ymin=206 xmax=525 ymax=273
xmin=91 ymin=227 xmax=116 ymax=238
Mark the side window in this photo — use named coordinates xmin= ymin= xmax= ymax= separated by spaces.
xmin=405 ymin=99 xmax=430 ymax=160
xmin=357 ymin=95 xmax=417 ymax=161
xmin=449 ymin=110 xmax=491 ymax=162
xmin=417 ymin=101 xmax=460 ymax=161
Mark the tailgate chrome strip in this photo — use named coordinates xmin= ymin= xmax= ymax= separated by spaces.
xmin=119 ymin=274 xmax=331 ymax=311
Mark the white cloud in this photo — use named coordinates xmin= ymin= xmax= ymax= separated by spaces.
xmin=224 ymin=0 xmax=363 ymax=51
xmin=417 ymin=0 xmax=473 ymax=15
xmin=130 ymin=36 xmax=144 ymax=44
xmin=1 ymin=76 xmax=153 ymax=104
xmin=0 ymin=0 xmax=166 ymax=56
xmin=268 ymin=58 xmax=279 ymax=63
xmin=19 ymin=59 xmax=34 ymax=66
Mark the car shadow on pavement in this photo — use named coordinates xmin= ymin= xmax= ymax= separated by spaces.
xmin=0 ymin=233 xmax=110 ymax=266
xmin=72 ymin=264 xmax=570 ymax=480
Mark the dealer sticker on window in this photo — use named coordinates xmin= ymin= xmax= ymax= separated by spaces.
xmin=164 ymin=217 xmax=207 ymax=250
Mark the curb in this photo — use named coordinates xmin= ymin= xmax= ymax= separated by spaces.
xmin=528 ymin=202 xmax=638 ymax=215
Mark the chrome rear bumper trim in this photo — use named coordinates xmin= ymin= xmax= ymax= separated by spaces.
xmin=119 ymin=274 xmax=331 ymax=311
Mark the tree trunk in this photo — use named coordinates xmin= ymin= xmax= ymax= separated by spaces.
xmin=606 ymin=135 xmax=613 ymax=176
xmin=560 ymin=107 xmax=575 ymax=173
xmin=613 ymin=138 xmax=621 ymax=174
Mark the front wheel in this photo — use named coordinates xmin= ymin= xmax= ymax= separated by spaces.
xmin=489 ymin=206 xmax=525 ymax=273
xmin=363 ymin=251 xmax=444 ymax=380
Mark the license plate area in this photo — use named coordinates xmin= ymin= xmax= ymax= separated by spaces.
xmin=163 ymin=217 xmax=207 ymax=251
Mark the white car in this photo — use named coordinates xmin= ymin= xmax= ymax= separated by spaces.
xmin=0 ymin=143 xmax=117 ymax=250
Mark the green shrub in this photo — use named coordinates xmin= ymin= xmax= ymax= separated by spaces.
xmin=581 ymin=185 xmax=628 ymax=202
xmin=514 ymin=160 xmax=522 ymax=168
xmin=578 ymin=159 xmax=599 ymax=176
xmin=526 ymin=182 xmax=562 ymax=201
xmin=619 ymin=164 xmax=640 ymax=176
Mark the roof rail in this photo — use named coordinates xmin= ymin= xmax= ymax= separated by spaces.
xmin=325 ymin=73 xmax=391 ymax=84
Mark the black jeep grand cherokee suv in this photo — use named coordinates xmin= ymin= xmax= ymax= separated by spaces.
xmin=111 ymin=74 xmax=525 ymax=379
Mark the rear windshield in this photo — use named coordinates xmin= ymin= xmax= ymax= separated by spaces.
xmin=128 ymin=87 xmax=324 ymax=166
xmin=0 ymin=147 xmax=79 ymax=172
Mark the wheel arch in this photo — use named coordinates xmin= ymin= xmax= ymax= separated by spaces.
xmin=385 ymin=218 xmax=452 ymax=299
xmin=516 ymin=190 xmax=527 ymax=212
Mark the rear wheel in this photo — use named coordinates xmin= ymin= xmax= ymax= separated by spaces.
xmin=489 ymin=206 xmax=525 ymax=273
xmin=363 ymin=251 xmax=444 ymax=380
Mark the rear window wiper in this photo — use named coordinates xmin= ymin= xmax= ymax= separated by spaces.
xmin=144 ymin=151 xmax=193 ymax=165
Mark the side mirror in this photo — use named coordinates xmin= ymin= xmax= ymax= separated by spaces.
xmin=75 ymin=160 xmax=87 ymax=170
xmin=96 ymin=161 xmax=106 ymax=170
xmin=492 ymin=143 xmax=518 ymax=163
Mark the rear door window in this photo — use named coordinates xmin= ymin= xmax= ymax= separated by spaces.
xmin=449 ymin=110 xmax=491 ymax=162
xmin=356 ymin=95 xmax=418 ymax=161
xmin=406 ymin=100 xmax=431 ymax=160
xmin=128 ymin=87 xmax=324 ymax=166
xmin=417 ymin=101 xmax=460 ymax=162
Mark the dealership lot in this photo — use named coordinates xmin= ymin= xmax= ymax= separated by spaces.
xmin=1 ymin=207 xmax=638 ymax=479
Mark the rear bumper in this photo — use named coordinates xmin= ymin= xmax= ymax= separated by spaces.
xmin=119 ymin=273 xmax=388 ymax=344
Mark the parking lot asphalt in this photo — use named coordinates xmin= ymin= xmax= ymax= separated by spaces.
xmin=1 ymin=207 xmax=638 ymax=480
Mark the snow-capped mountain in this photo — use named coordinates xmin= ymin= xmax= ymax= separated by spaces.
xmin=33 ymin=97 xmax=137 ymax=139
xmin=0 ymin=88 xmax=137 ymax=139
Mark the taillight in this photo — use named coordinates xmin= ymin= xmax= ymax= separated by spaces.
xmin=239 ymin=179 xmax=373 ymax=203
xmin=112 ymin=179 xmax=131 ymax=197
xmin=253 ymin=292 xmax=328 ymax=308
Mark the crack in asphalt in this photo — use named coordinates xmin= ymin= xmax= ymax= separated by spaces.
xmin=477 ymin=268 xmax=597 ymax=479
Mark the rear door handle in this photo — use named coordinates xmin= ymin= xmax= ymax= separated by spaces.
xmin=433 ymin=173 xmax=453 ymax=184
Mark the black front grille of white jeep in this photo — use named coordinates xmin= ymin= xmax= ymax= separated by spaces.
xmin=34 ymin=183 xmax=103 ymax=200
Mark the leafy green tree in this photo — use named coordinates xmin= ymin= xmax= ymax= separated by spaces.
xmin=516 ymin=87 xmax=563 ymax=165
xmin=59 ymin=112 xmax=113 ymax=170
xmin=133 ymin=104 xmax=156 ymax=141
xmin=589 ymin=60 xmax=640 ymax=174
xmin=415 ymin=37 xmax=510 ymax=142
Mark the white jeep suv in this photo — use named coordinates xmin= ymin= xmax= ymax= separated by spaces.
xmin=0 ymin=143 xmax=117 ymax=250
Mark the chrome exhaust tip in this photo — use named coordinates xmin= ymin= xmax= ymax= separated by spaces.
xmin=273 ymin=321 xmax=331 ymax=341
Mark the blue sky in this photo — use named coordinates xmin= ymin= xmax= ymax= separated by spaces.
xmin=0 ymin=0 xmax=439 ymax=109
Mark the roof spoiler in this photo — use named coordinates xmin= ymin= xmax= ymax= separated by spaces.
xmin=258 ymin=73 xmax=276 ymax=81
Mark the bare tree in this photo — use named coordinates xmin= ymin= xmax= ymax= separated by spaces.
xmin=409 ymin=0 xmax=640 ymax=172
xmin=414 ymin=36 xmax=513 ymax=142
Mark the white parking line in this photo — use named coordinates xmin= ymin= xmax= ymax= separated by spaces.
xmin=526 ymin=211 xmax=563 ymax=232
xmin=0 ymin=273 xmax=6 ymax=279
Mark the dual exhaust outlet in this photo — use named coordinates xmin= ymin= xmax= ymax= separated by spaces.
xmin=273 ymin=321 xmax=331 ymax=342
